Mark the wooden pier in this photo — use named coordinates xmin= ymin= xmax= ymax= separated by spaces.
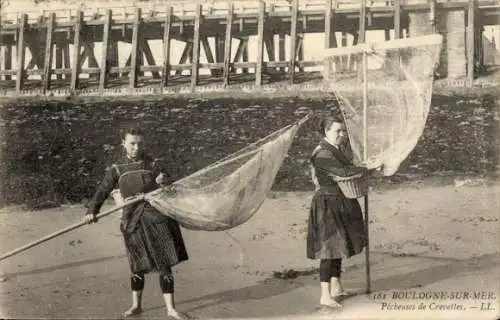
xmin=0 ymin=0 xmax=499 ymax=97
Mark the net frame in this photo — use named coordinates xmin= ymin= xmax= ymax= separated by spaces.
xmin=322 ymin=34 xmax=443 ymax=170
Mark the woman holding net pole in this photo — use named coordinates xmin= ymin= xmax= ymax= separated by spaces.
xmin=84 ymin=126 xmax=190 ymax=319
xmin=307 ymin=116 xmax=379 ymax=309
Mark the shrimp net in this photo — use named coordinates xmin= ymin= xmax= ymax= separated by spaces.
xmin=144 ymin=114 xmax=311 ymax=231
xmin=323 ymin=35 xmax=443 ymax=176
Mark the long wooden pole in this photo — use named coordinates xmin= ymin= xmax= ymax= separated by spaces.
xmin=0 ymin=196 xmax=145 ymax=262
xmin=362 ymin=48 xmax=371 ymax=294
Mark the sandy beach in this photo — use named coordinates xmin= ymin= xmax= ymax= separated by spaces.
xmin=0 ymin=178 xmax=498 ymax=319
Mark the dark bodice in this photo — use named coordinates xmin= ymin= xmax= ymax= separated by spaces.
xmin=310 ymin=140 xmax=365 ymax=195
xmin=85 ymin=154 xmax=166 ymax=215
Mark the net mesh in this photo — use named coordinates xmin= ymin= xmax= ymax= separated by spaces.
xmin=144 ymin=115 xmax=310 ymax=231
xmin=323 ymin=35 xmax=443 ymax=176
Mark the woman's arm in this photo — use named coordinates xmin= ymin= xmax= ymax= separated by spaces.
xmin=85 ymin=165 xmax=119 ymax=215
xmin=314 ymin=149 xmax=365 ymax=178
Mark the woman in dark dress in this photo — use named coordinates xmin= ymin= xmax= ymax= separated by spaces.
xmin=84 ymin=126 xmax=189 ymax=319
xmin=308 ymin=116 xmax=369 ymax=308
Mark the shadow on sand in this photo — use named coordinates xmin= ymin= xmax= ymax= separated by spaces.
xmin=148 ymin=252 xmax=500 ymax=318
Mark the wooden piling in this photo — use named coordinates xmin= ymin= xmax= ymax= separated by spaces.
xmin=289 ymin=0 xmax=298 ymax=84
xmin=297 ymin=36 xmax=304 ymax=72
xmin=278 ymin=33 xmax=285 ymax=72
xmin=129 ymin=8 xmax=141 ymax=90
xmin=256 ymin=1 xmax=265 ymax=87
xmin=242 ymin=37 xmax=249 ymax=73
xmin=223 ymin=3 xmax=234 ymax=87
xmin=324 ymin=0 xmax=340 ymax=75
xmin=215 ymin=35 xmax=225 ymax=76
xmin=341 ymin=32 xmax=347 ymax=70
xmin=55 ymin=44 xmax=63 ymax=80
xmin=161 ymin=6 xmax=173 ymax=88
xmin=429 ymin=0 xmax=436 ymax=33
xmin=264 ymin=35 xmax=275 ymax=65
xmin=466 ymin=0 xmax=475 ymax=87
xmin=15 ymin=14 xmax=27 ymax=93
xmin=63 ymin=44 xmax=70 ymax=79
xmin=394 ymin=0 xmax=401 ymax=39
xmin=42 ymin=13 xmax=55 ymax=93
xmin=359 ymin=0 xmax=367 ymax=44
xmin=99 ymin=9 xmax=112 ymax=94
xmin=5 ymin=45 xmax=12 ymax=81
xmin=71 ymin=11 xmax=83 ymax=91
xmin=191 ymin=4 xmax=202 ymax=92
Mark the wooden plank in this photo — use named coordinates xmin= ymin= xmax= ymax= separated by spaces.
xmin=161 ymin=6 xmax=173 ymax=87
xmin=233 ymin=62 xmax=255 ymax=69
xmin=15 ymin=14 xmax=27 ymax=93
xmin=0 ymin=70 xmax=18 ymax=76
xmin=129 ymin=8 xmax=141 ymax=90
xmin=191 ymin=4 xmax=202 ymax=91
xmin=71 ymin=11 xmax=83 ymax=91
xmin=467 ymin=0 xmax=475 ymax=87
xmin=255 ymin=1 xmax=266 ymax=87
xmin=223 ymin=3 xmax=234 ymax=87
xmin=199 ymin=62 xmax=225 ymax=69
xmin=52 ymin=68 xmax=72 ymax=75
xmin=42 ymin=13 xmax=56 ymax=93
xmin=99 ymin=9 xmax=112 ymax=94
xmin=289 ymin=0 xmax=298 ymax=84
xmin=80 ymin=67 xmax=101 ymax=74
xmin=394 ymin=0 xmax=401 ymax=39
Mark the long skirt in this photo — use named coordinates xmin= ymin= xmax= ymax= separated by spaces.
xmin=307 ymin=192 xmax=367 ymax=260
xmin=122 ymin=208 xmax=189 ymax=274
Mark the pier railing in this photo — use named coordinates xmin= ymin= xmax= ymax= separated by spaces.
xmin=0 ymin=0 xmax=498 ymax=96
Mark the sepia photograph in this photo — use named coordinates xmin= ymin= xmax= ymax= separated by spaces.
xmin=0 ymin=0 xmax=498 ymax=319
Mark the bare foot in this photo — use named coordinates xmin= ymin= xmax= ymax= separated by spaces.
xmin=167 ymin=310 xmax=191 ymax=319
xmin=123 ymin=306 xmax=142 ymax=317
xmin=319 ymin=297 xmax=342 ymax=308
xmin=331 ymin=290 xmax=348 ymax=298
